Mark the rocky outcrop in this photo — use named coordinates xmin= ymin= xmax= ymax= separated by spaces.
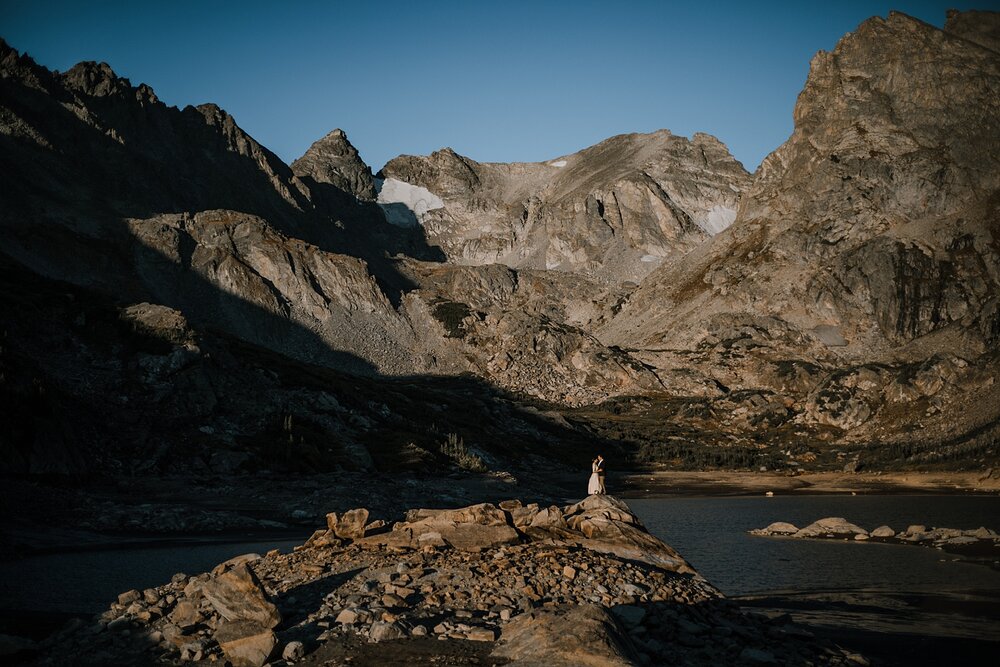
xmin=379 ymin=131 xmax=751 ymax=283
xmin=37 ymin=498 xmax=863 ymax=666
xmin=751 ymin=518 xmax=1000 ymax=557
xmin=126 ymin=210 xmax=419 ymax=375
xmin=291 ymin=128 xmax=376 ymax=200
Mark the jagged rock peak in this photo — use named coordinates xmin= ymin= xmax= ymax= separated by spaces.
xmin=292 ymin=128 xmax=376 ymax=200
xmin=60 ymin=60 xmax=131 ymax=97
xmin=0 ymin=40 xmax=57 ymax=91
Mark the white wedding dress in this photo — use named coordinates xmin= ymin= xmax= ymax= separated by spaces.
xmin=587 ymin=461 xmax=602 ymax=495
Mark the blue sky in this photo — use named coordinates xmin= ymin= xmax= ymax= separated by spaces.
xmin=0 ymin=1 xmax=979 ymax=172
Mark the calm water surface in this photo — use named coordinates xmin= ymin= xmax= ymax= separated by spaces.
xmin=629 ymin=495 xmax=1000 ymax=596
xmin=0 ymin=538 xmax=303 ymax=614
xmin=2 ymin=495 xmax=999 ymax=614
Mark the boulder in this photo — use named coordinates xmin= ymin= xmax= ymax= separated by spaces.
xmin=870 ymin=525 xmax=895 ymax=538
xmin=282 ymin=640 xmax=305 ymax=662
xmin=530 ymin=506 xmax=566 ymax=527
xmin=492 ymin=604 xmax=639 ymax=666
xmin=333 ymin=508 xmax=370 ymax=540
xmin=425 ymin=502 xmax=510 ymax=526
xmin=199 ymin=564 xmax=280 ymax=628
xmin=427 ymin=522 xmax=519 ymax=552
xmin=508 ymin=503 xmax=541 ymax=527
xmin=755 ymin=522 xmax=799 ymax=535
xmin=168 ymin=600 xmax=201 ymax=629
xmin=793 ymin=518 xmax=868 ymax=539
xmin=304 ymin=529 xmax=341 ymax=548
xmin=368 ymin=621 xmax=407 ymax=642
xmin=117 ymin=590 xmax=141 ymax=605
xmin=215 ymin=621 xmax=277 ymax=667
xmin=211 ymin=553 xmax=261 ymax=576
xmin=335 ymin=609 xmax=358 ymax=624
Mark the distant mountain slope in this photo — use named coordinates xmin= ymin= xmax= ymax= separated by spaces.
xmin=1 ymin=11 xmax=997 ymax=477
xmin=597 ymin=11 xmax=1000 ymax=452
xmin=378 ymin=130 xmax=751 ymax=283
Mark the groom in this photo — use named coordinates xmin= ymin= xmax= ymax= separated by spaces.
xmin=596 ymin=454 xmax=606 ymax=494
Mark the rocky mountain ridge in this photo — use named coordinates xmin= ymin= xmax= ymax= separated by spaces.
xmin=593 ymin=10 xmax=1000 ymax=458
xmin=1 ymin=9 xmax=998 ymax=483
xmin=378 ymin=130 xmax=751 ymax=284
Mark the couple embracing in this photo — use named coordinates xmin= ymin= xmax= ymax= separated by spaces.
xmin=587 ymin=454 xmax=606 ymax=495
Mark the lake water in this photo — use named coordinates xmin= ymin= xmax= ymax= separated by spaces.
xmin=1 ymin=495 xmax=998 ymax=616
xmin=0 ymin=538 xmax=303 ymax=615
xmin=628 ymin=495 xmax=1000 ymax=596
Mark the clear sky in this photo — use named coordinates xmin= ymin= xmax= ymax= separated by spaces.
xmin=0 ymin=1 xmax=981 ymax=172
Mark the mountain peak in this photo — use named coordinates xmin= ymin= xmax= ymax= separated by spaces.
xmin=292 ymin=128 xmax=375 ymax=200
xmin=61 ymin=60 xmax=132 ymax=97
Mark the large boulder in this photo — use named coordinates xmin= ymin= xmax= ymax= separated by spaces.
xmin=751 ymin=522 xmax=799 ymax=536
xmin=215 ymin=621 xmax=277 ymax=667
xmin=562 ymin=495 xmax=696 ymax=574
xmin=492 ymin=603 xmax=639 ymax=666
xmin=199 ymin=563 xmax=280 ymax=628
xmin=794 ymin=517 xmax=868 ymax=539
xmin=326 ymin=508 xmax=370 ymax=540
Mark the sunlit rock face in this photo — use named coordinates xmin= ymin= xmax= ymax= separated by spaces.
xmin=597 ymin=10 xmax=1000 ymax=447
xmin=378 ymin=130 xmax=751 ymax=284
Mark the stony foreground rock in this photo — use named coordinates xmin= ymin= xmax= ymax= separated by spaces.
xmin=30 ymin=496 xmax=866 ymax=666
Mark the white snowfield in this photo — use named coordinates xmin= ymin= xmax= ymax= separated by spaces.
xmin=375 ymin=177 xmax=444 ymax=227
xmin=549 ymin=160 xmax=567 ymax=168
xmin=698 ymin=204 xmax=737 ymax=235
xmin=640 ymin=255 xmax=660 ymax=263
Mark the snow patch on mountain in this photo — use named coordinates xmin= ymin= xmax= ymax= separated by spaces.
xmin=375 ymin=177 xmax=444 ymax=227
xmin=698 ymin=205 xmax=737 ymax=235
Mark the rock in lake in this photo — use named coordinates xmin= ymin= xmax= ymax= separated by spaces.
xmin=794 ymin=517 xmax=868 ymax=538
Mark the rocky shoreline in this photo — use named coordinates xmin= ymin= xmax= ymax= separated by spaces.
xmin=16 ymin=496 xmax=868 ymax=666
xmin=750 ymin=517 xmax=1000 ymax=563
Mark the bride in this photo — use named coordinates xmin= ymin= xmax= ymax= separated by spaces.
xmin=588 ymin=455 xmax=605 ymax=495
